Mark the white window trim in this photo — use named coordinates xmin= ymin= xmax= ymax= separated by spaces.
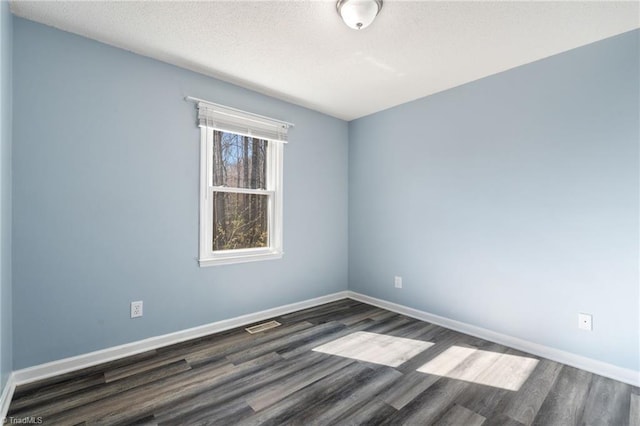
xmin=198 ymin=127 xmax=285 ymax=267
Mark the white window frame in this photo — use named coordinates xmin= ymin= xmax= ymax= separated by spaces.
xmin=198 ymin=125 xmax=285 ymax=267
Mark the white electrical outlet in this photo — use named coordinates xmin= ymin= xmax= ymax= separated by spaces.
xmin=394 ymin=276 xmax=402 ymax=289
xmin=578 ymin=313 xmax=592 ymax=331
xmin=131 ymin=301 xmax=143 ymax=318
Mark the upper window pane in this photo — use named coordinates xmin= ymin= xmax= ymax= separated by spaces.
xmin=213 ymin=131 xmax=267 ymax=189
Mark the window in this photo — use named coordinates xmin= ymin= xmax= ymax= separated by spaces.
xmin=195 ymin=100 xmax=290 ymax=266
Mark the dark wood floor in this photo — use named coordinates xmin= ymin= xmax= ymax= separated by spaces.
xmin=8 ymin=299 xmax=639 ymax=425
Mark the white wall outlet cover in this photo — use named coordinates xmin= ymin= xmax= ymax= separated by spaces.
xmin=131 ymin=301 xmax=143 ymax=318
xmin=394 ymin=276 xmax=402 ymax=289
xmin=578 ymin=313 xmax=592 ymax=331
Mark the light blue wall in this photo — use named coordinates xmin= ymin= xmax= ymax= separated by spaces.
xmin=12 ymin=18 xmax=349 ymax=369
xmin=0 ymin=0 xmax=12 ymax=391
xmin=9 ymin=15 xmax=639 ymax=375
xmin=349 ymin=30 xmax=639 ymax=371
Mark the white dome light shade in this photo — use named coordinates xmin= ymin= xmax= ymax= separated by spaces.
xmin=337 ymin=0 xmax=383 ymax=30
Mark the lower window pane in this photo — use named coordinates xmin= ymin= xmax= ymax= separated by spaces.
xmin=213 ymin=192 xmax=268 ymax=251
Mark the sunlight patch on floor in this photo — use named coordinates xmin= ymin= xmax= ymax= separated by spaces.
xmin=417 ymin=345 xmax=539 ymax=391
xmin=312 ymin=331 xmax=433 ymax=367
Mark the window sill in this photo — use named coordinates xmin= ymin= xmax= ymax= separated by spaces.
xmin=198 ymin=251 xmax=283 ymax=267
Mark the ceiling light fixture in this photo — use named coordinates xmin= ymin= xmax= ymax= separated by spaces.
xmin=337 ymin=0 xmax=383 ymax=30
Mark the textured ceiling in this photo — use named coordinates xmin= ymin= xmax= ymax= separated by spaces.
xmin=10 ymin=1 xmax=640 ymax=121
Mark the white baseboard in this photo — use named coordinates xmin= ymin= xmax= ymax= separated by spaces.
xmin=9 ymin=289 xmax=639 ymax=392
xmin=12 ymin=291 xmax=348 ymax=386
xmin=347 ymin=291 xmax=640 ymax=387
xmin=0 ymin=373 xmax=16 ymax=421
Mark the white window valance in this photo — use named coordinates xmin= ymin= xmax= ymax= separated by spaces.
xmin=196 ymin=100 xmax=292 ymax=143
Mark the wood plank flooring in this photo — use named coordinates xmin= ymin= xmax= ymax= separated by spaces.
xmin=7 ymin=299 xmax=639 ymax=425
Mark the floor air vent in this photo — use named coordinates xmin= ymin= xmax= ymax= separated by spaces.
xmin=245 ymin=320 xmax=281 ymax=334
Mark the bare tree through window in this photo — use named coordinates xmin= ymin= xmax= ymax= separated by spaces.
xmin=212 ymin=131 xmax=268 ymax=250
